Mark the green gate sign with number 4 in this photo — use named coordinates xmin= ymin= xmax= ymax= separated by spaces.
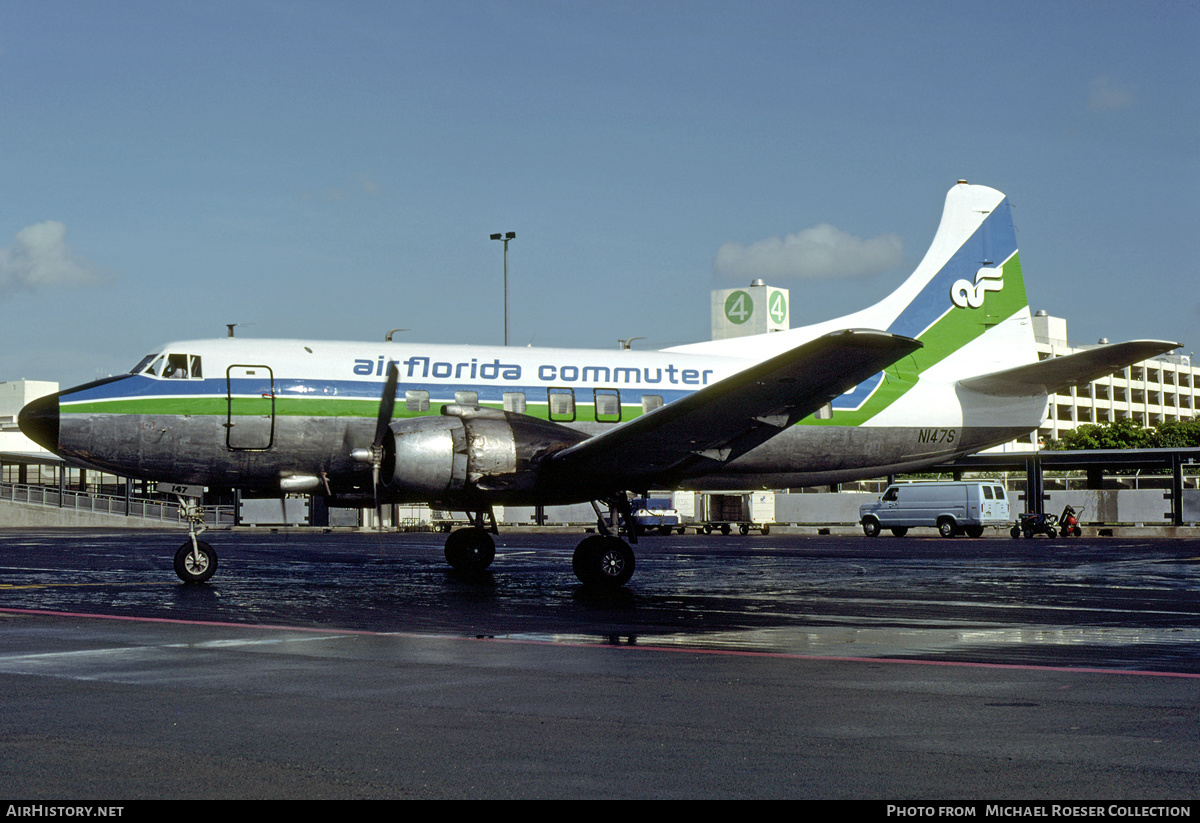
xmin=769 ymin=289 xmax=787 ymax=325
xmin=724 ymin=291 xmax=753 ymax=324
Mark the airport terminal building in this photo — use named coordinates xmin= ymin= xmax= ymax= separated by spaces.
xmin=1027 ymin=311 xmax=1196 ymax=448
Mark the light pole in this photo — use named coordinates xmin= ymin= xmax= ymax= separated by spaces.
xmin=490 ymin=231 xmax=515 ymax=345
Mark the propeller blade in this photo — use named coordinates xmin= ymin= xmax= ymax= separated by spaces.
xmin=374 ymin=362 xmax=399 ymax=449
xmin=371 ymin=362 xmax=399 ymax=531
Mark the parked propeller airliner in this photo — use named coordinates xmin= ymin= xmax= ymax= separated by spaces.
xmin=18 ymin=182 xmax=1178 ymax=587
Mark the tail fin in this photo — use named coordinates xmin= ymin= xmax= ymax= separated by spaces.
xmin=826 ymin=181 xmax=1036 ymax=423
xmin=866 ymin=180 xmax=1031 ymax=374
xmin=670 ymin=181 xmax=1032 ymax=367
xmin=669 ymin=181 xmax=1036 ymax=426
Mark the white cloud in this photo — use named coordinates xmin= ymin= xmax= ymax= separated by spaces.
xmin=713 ymin=223 xmax=903 ymax=281
xmin=0 ymin=221 xmax=101 ymax=293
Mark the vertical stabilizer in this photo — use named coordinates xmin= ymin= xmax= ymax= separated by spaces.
xmin=872 ymin=181 xmax=1029 ymax=365
xmin=671 ymin=181 xmax=1030 ymax=363
xmin=817 ymin=181 xmax=1035 ymax=424
xmin=671 ymin=181 xmax=1036 ymax=425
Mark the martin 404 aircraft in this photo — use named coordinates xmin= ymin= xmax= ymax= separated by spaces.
xmin=19 ymin=181 xmax=1178 ymax=587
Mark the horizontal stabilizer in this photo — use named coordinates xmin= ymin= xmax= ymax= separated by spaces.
xmin=958 ymin=340 xmax=1180 ymax=397
xmin=547 ymin=329 xmax=921 ymax=484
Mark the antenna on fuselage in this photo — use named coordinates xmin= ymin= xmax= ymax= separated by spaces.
xmin=226 ymin=324 xmax=238 ymax=338
xmin=618 ymin=337 xmax=645 ymax=350
xmin=385 ymin=329 xmax=409 ymax=342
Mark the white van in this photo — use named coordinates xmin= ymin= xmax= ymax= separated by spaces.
xmin=859 ymin=481 xmax=1010 ymax=538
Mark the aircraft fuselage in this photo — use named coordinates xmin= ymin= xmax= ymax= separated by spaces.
xmin=19 ymin=336 xmax=1043 ymax=506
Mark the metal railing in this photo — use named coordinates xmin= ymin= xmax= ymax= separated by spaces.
xmin=0 ymin=482 xmax=235 ymax=527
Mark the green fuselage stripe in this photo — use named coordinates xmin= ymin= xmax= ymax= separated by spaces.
xmin=60 ymin=396 xmax=640 ymax=425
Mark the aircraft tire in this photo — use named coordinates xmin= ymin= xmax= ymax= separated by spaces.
xmin=174 ymin=540 xmax=217 ymax=584
xmin=444 ymin=527 xmax=495 ymax=572
xmin=572 ymin=535 xmax=635 ymax=588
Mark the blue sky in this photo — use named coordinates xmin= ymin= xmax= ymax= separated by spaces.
xmin=1 ymin=0 xmax=1196 ymax=387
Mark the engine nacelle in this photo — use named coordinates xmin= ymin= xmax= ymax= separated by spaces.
xmin=380 ymin=405 xmax=588 ymax=499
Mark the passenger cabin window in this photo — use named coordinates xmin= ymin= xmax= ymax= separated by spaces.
xmin=594 ymin=389 xmax=621 ymax=423
xmin=642 ymin=395 xmax=663 ymax=414
xmin=548 ymin=388 xmax=575 ymax=422
xmin=405 ymin=390 xmax=430 ymax=412
xmin=503 ymin=392 xmax=526 ymax=414
xmin=454 ymin=391 xmax=479 ymax=406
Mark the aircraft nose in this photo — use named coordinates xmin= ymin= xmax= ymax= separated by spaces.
xmin=18 ymin=393 xmax=60 ymax=453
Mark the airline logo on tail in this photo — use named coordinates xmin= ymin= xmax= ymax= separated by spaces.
xmin=951 ymin=266 xmax=1005 ymax=309
xmin=804 ymin=189 xmax=1029 ymax=426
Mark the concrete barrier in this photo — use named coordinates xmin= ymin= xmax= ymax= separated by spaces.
xmin=5 ymin=488 xmax=1196 ymax=530
xmin=1041 ymin=489 xmax=1174 ymax=525
xmin=0 ymin=500 xmax=173 ymax=529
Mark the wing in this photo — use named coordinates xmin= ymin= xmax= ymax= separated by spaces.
xmin=958 ymin=339 xmax=1180 ymax=397
xmin=545 ymin=329 xmax=921 ymax=486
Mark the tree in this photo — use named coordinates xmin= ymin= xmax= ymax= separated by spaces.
xmin=1147 ymin=418 xmax=1200 ymax=449
xmin=1049 ymin=417 xmax=1200 ymax=450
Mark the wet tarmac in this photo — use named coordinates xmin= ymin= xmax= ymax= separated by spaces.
xmin=1 ymin=528 xmax=1198 ymax=799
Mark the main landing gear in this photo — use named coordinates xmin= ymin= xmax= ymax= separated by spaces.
xmin=443 ymin=510 xmax=498 ymax=573
xmin=570 ymin=496 xmax=637 ymax=588
xmin=572 ymin=534 xmax=635 ymax=588
xmin=440 ymin=497 xmax=639 ymax=588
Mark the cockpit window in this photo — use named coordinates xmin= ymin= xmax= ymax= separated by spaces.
xmin=162 ymin=353 xmax=189 ymax=379
xmin=131 ymin=354 xmax=157 ymax=375
xmin=137 ymin=353 xmax=202 ymax=379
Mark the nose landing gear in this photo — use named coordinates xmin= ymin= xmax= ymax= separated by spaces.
xmin=175 ymin=536 xmax=218 ymax=583
xmin=173 ymin=496 xmax=217 ymax=583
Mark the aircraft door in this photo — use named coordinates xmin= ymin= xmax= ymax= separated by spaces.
xmin=226 ymin=365 xmax=275 ymax=450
